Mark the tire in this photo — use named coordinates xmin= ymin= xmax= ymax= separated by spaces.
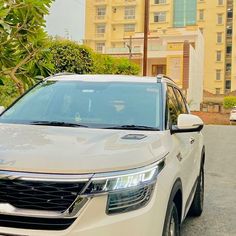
xmin=189 ymin=166 xmax=204 ymax=217
xmin=162 ymin=202 xmax=180 ymax=236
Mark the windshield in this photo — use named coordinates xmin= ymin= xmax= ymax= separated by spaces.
xmin=0 ymin=80 xmax=162 ymax=129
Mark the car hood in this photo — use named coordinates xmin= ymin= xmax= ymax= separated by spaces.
xmin=0 ymin=124 xmax=168 ymax=174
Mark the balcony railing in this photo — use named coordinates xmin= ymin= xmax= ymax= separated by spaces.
xmin=148 ymin=45 xmax=167 ymax=51
xmin=95 ymin=33 xmax=105 ymax=38
xmin=105 ymin=47 xmax=142 ymax=54
xmin=112 ymin=0 xmax=137 ymax=6
xmin=94 ymin=0 xmax=107 ymax=4
xmin=104 ymin=45 xmax=167 ymax=54
xmin=95 ymin=15 xmax=106 ymax=20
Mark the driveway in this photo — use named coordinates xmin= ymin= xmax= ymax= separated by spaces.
xmin=182 ymin=125 xmax=236 ymax=236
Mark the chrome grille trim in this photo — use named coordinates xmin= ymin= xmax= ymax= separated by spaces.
xmin=0 ymin=170 xmax=93 ymax=182
xmin=0 ymin=171 xmax=93 ymax=219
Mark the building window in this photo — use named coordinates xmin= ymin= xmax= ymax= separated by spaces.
xmin=216 ymin=70 xmax=221 ymax=80
xmin=96 ymin=42 xmax=105 ymax=53
xmin=154 ymin=0 xmax=166 ymax=4
xmin=199 ymin=9 xmax=204 ymax=21
xmin=217 ymin=14 xmax=223 ymax=24
xmin=215 ymin=88 xmax=221 ymax=95
xmin=216 ymin=51 xmax=222 ymax=61
xmin=112 ymin=7 xmax=117 ymax=13
xmin=226 ymin=45 xmax=232 ymax=54
xmin=218 ymin=0 xmax=223 ymax=5
xmin=124 ymin=24 xmax=135 ymax=32
xmin=227 ymin=8 xmax=233 ymax=18
xmin=96 ymin=24 xmax=106 ymax=34
xmin=226 ymin=63 xmax=231 ymax=72
xmin=226 ymin=80 xmax=231 ymax=90
xmin=173 ymin=0 xmax=197 ymax=27
xmin=124 ymin=6 xmax=135 ymax=19
xmin=96 ymin=6 xmax=106 ymax=19
xmin=217 ymin=32 xmax=223 ymax=43
xmin=154 ymin=12 xmax=166 ymax=22
xmin=227 ymin=26 xmax=232 ymax=36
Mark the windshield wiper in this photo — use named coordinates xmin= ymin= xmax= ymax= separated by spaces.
xmin=104 ymin=125 xmax=160 ymax=131
xmin=30 ymin=121 xmax=88 ymax=128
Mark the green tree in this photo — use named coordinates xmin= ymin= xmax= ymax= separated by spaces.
xmin=49 ymin=39 xmax=94 ymax=74
xmin=0 ymin=0 xmax=54 ymax=94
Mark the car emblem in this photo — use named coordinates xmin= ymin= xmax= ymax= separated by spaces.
xmin=177 ymin=152 xmax=183 ymax=162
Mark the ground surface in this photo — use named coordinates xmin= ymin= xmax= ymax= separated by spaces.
xmin=182 ymin=125 xmax=236 ymax=236
xmin=192 ymin=112 xmax=230 ymax=125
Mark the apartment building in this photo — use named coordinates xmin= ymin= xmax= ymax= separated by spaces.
xmin=84 ymin=0 xmax=235 ymax=96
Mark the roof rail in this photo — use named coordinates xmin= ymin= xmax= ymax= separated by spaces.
xmin=43 ymin=72 xmax=76 ymax=81
xmin=53 ymin=72 xmax=76 ymax=77
xmin=156 ymin=74 xmax=176 ymax=84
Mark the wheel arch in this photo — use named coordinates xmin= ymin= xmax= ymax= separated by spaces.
xmin=167 ymin=178 xmax=183 ymax=224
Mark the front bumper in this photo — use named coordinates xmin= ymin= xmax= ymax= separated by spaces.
xmin=0 ymin=183 xmax=167 ymax=236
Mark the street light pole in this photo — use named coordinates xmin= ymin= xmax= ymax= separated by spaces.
xmin=143 ymin=0 xmax=149 ymax=76
xmin=124 ymin=35 xmax=133 ymax=61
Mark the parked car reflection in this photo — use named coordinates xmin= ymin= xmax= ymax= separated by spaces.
xmin=230 ymin=106 xmax=236 ymax=124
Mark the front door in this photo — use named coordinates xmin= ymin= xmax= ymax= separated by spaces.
xmin=152 ymin=65 xmax=166 ymax=76
xmin=167 ymin=85 xmax=197 ymax=214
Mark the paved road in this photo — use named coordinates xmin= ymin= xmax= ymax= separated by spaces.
xmin=182 ymin=126 xmax=236 ymax=236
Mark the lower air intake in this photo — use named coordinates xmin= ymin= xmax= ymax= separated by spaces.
xmin=0 ymin=214 xmax=76 ymax=231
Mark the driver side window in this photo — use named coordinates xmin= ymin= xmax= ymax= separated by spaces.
xmin=167 ymin=86 xmax=180 ymax=126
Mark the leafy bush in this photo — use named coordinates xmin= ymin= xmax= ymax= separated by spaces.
xmin=49 ymin=39 xmax=94 ymax=74
xmin=116 ymin=58 xmax=140 ymax=75
xmin=50 ymin=39 xmax=140 ymax=76
xmin=92 ymin=54 xmax=140 ymax=75
xmin=0 ymin=77 xmax=20 ymax=107
xmin=92 ymin=54 xmax=116 ymax=74
xmin=223 ymin=96 xmax=236 ymax=109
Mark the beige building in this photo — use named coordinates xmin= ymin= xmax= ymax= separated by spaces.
xmin=85 ymin=0 xmax=235 ymax=96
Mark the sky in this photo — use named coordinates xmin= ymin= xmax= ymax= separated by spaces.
xmin=46 ymin=0 xmax=85 ymax=42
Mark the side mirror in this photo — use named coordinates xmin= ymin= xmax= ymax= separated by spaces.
xmin=0 ymin=106 xmax=5 ymax=115
xmin=171 ymin=114 xmax=204 ymax=134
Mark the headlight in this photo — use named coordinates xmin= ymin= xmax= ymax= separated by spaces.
xmin=83 ymin=159 xmax=165 ymax=214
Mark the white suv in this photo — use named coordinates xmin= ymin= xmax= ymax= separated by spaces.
xmin=0 ymin=74 xmax=205 ymax=236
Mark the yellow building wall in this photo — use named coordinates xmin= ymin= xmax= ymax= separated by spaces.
xmin=85 ymin=0 xmax=234 ymax=94
xmin=166 ymin=55 xmax=183 ymax=86
xmin=231 ymin=1 xmax=236 ymax=91
xmin=197 ymin=0 xmax=226 ymax=94
xmin=85 ymin=0 xmax=145 ymax=49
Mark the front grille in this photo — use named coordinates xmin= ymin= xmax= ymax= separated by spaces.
xmin=0 ymin=179 xmax=87 ymax=212
xmin=0 ymin=214 xmax=76 ymax=230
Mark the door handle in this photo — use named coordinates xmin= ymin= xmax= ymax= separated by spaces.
xmin=189 ymin=137 xmax=195 ymax=144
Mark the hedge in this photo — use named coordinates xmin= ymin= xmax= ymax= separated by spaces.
xmin=223 ymin=96 xmax=236 ymax=109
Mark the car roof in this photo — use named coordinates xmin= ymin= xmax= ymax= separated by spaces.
xmin=46 ymin=74 xmax=176 ymax=85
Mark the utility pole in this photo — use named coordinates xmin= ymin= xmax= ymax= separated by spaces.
xmin=143 ymin=0 xmax=150 ymax=76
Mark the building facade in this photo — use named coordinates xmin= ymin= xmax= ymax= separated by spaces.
xmin=84 ymin=0 xmax=235 ymax=96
